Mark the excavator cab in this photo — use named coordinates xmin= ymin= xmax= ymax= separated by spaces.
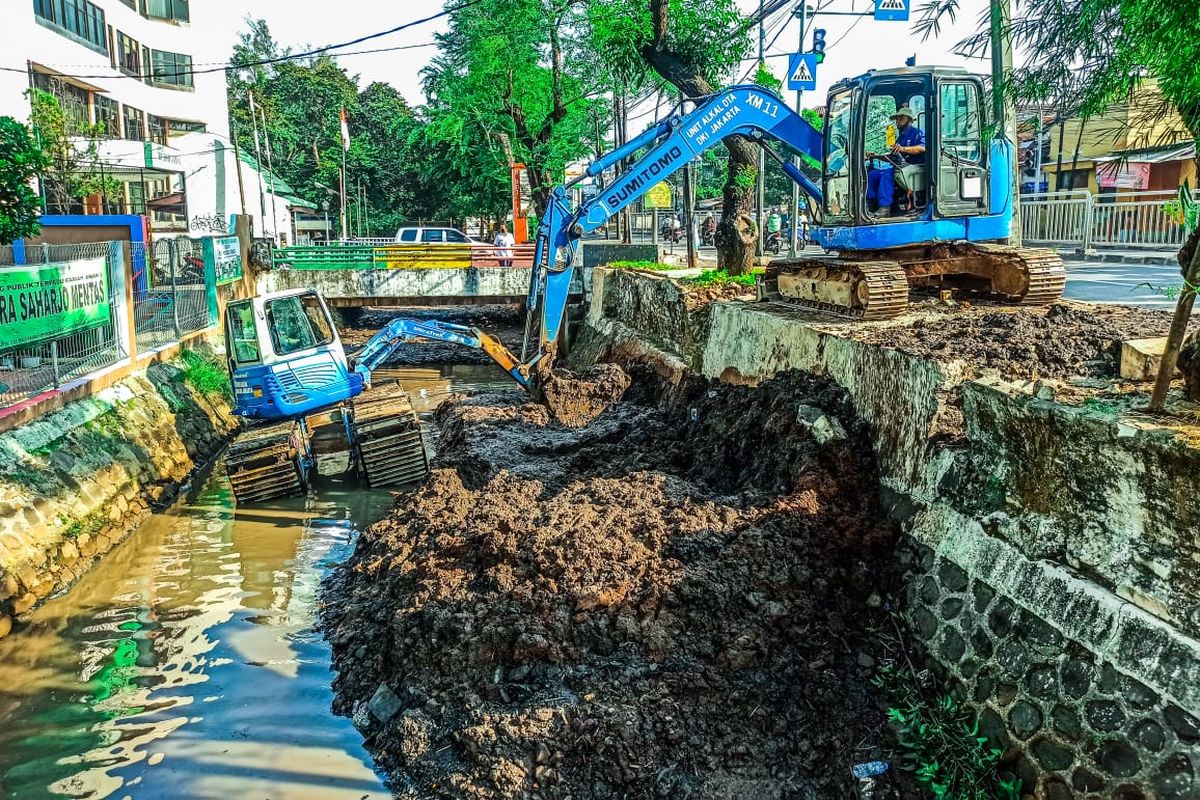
xmin=811 ymin=66 xmax=1010 ymax=254
xmin=224 ymin=289 xmax=363 ymax=420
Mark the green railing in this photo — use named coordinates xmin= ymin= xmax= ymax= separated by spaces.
xmin=270 ymin=242 xmax=536 ymax=270
xmin=272 ymin=245 xmax=377 ymax=270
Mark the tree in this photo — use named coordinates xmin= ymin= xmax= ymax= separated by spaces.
xmin=0 ymin=117 xmax=48 ymax=245
xmin=591 ymin=0 xmax=757 ymax=273
xmin=27 ymin=86 xmax=119 ymax=215
xmin=227 ymin=19 xmax=425 ymax=237
xmin=915 ymin=0 xmax=1200 ymax=410
xmin=420 ymin=0 xmax=604 ymax=219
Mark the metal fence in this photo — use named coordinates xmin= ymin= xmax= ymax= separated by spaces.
xmin=1021 ymin=189 xmax=1197 ymax=251
xmin=131 ymin=239 xmax=213 ymax=352
xmin=273 ymin=242 xmax=537 ymax=270
xmin=0 ymin=242 xmax=126 ymax=409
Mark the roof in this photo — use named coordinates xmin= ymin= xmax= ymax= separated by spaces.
xmin=1094 ymin=142 xmax=1196 ymax=164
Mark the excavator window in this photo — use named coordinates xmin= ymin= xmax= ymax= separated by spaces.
xmin=226 ymin=300 xmax=260 ymax=365
xmin=265 ymin=293 xmax=335 ymax=357
xmin=823 ymin=89 xmax=854 ymax=220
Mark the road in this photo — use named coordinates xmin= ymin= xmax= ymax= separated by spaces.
xmin=1063 ymin=258 xmax=1180 ymax=309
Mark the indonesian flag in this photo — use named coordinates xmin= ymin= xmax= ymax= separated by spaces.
xmin=340 ymin=107 xmax=350 ymax=152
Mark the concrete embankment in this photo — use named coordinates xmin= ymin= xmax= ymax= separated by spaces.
xmin=0 ymin=349 xmax=236 ymax=637
xmin=577 ymin=268 xmax=1200 ymax=799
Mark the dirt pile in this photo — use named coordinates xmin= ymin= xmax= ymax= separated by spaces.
xmin=856 ymin=301 xmax=1179 ymax=379
xmin=536 ymin=363 xmax=631 ymax=429
xmin=324 ymin=370 xmax=908 ymax=799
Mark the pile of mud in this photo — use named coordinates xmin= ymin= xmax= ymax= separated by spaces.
xmin=324 ymin=369 xmax=909 ymax=799
xmin=856 ymin=301 xmax=1179 ymax=379
xmin=340 ymin=305 xmax=526 ymax=366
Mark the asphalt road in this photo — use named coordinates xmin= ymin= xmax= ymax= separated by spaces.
xmin=1062 ymin=258 xmax=1181 ymax=309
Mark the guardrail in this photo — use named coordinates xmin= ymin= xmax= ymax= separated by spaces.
xmin=1021 ymin=189 xmax=1196 ymax=251
xmin=273 ymin=242 xmax=537 ymax=270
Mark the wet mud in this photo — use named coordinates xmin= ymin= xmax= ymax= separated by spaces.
xmin=536 ymin=363 xmax=631 ymax=429
xmin=854 ymin=301 xmax=1182 ymax=380
xmin=324 ymin=369 xmax=911 ymax=800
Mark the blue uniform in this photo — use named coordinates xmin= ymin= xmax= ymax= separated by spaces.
xmin=867 ymin=124 xmax=926 ymax=211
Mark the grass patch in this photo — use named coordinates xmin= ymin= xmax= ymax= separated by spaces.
xmin=873 ymin=663 xmax=1021 ymax=800
xmin=181 ymin=349 xmax=231 ymax=399
xmin=1082 ymin=397 xmax=1119 ymax=415
xmin=62 ymin=510 xmax=109 ymax=540
xmin=682 ymin=268 xmax=761 ymax=288
xmin=605 ymin=260 xmax=676 ymax=272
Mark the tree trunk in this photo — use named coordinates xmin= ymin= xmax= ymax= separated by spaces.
xmin=641 ymin=0 xmax=756 ymax=274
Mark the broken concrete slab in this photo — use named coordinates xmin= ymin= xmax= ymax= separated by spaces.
xmin=1120 ymin=337 xmax=1172 ymax=381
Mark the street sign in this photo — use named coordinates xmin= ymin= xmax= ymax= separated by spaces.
xmin=644 ymin=182 xmax=673 ymax=210
xmin=874 ymin=0 xmax=910 ymax=22
xmin=787 ymin=53 xmax=819 ymax=91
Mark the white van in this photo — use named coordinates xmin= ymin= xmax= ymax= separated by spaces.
xmin=394 ymin=226 xmax=483 ymax=245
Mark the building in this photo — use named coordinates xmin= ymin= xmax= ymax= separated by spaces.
xmin=0 ymin=0 xmax=291 ymax=242
xmin=1023 ymin=81 xmax=1196 ymax=196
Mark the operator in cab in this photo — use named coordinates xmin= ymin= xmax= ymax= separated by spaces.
xmin=865 ymin=107 xmax=926 ymax=217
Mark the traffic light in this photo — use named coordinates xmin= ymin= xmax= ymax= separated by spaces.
xmin=812 ymin=28 xmax=826 ymax=63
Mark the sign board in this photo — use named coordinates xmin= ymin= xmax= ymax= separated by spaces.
xmin=511 ymin=163 xmax=532 ymax=244
xmin=1097 ymin=162 xmax=1151 ymax=190
xmin=787 ymin=53 xmax=819 ymax=92
xmin=874 ymin=0 xmax=910 ymax=22
xmin=0 ymin=258 xmax=111 ymax=350
xmin=644 ymin=182 xmax=673 ymax=210
xmin=211 ymin=236 xmax=244 ymax=285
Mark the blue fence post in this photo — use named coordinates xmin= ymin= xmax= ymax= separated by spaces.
xmin=13 ymin=239 xmax=25 ymax=265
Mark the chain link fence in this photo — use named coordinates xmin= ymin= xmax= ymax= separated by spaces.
xmin=131 ymin=239 xmax=214 ymax=351
xmin=0 ymin=242 xmax=127 ymax=409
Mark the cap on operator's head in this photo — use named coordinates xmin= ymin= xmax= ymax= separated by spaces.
xmin=891 ymin=107 xmax=916 ymax=121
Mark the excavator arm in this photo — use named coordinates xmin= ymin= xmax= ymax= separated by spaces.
xmin=379 ymin=85 xmax=826 ymax=390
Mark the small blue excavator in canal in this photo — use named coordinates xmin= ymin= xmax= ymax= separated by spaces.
xmin=223 ymin=65 xmax=1064 ymax=503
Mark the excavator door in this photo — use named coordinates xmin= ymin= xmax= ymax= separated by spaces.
xmin=934 ymin=77 xmax=989 ymax=217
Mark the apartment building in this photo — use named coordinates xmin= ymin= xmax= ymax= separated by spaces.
xmin=0 ymin=0 xmax=292 ymax=240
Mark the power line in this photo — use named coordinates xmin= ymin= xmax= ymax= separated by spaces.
xmin=0 ymin=1 xmax=479 ymax=81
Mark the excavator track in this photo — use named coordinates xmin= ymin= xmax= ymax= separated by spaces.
xmin=768 ymin=258 xmax=911 ymax=320
xmin=352 ymin=381 xmax=429 ymax=488
xmin=225 ymin=420 xmax=307 ymax=503
xmin=967 ymin=243 xmax=1066 ymax=306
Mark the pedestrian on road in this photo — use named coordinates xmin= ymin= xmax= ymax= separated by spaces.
xmin=494 ymin=223 xmax=516 ymax=267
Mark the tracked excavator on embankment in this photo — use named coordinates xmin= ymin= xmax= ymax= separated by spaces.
xmin=221 ymin=64 xmax=1063 ymax=504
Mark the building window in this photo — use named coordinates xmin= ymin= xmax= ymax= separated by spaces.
xmin=32 ymin=0 xmax=107 ymax=53
xmin=118 ymin=0 xmax=135 ymax=8
xmin=148 ymin=114 xmax=167 ymax=145
xmin=123 ymin=104 xmax=145 ymax=141
xmin=93 ymin=94 xmax=118 ymax=137
xmin=143 ymin=0 xmax=188 ymax=23
xmin=148 ymin=49 xmax=193 ymax=88
xmin=116 ymin=31 xmax=141 ymax=76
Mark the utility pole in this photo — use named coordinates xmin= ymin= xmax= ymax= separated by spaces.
xmin=247 ymin=92 xmax=269 ymax=238
xmin=990 ymin=0 xmax=1021 ymax=245
xmin=684 ymin=161 xmax=698 ymax=269
xmin=789 ymin=2 xmax=807 ymax=258
xmin=757 ymin=0 xmax=766 ymax=258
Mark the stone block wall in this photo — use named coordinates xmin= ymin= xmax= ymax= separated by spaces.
xmin=905 ymin=540 xmax=1197 ymax=799
xmin=0 ymin=354 xmax=236 ymax=638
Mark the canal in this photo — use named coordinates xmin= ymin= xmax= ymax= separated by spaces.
xmin=0 ymin=365 xmax=514 ymax=799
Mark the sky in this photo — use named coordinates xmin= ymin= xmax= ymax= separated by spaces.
xmin=231 ymin=0 xmax=999 ymax=109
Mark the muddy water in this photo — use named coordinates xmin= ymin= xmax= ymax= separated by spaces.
xmin=0 ymin=364 xmax=514 ymax=800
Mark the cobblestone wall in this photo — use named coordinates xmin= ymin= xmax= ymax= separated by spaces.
xmin=903 ymin=541 xmax=1198 ymax=799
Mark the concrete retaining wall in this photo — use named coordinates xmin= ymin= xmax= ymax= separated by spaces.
xmin=582 ymin=268 xmax=1200 ymax=799
xmin=0 ymin=354 xmax=236 ymax=638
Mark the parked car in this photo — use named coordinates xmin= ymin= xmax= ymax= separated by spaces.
xmin=394 ymin=226 xmax=487 ymax=246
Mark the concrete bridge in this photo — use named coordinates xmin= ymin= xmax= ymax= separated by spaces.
xmin=257 ymin=242 xmax=656 ymax=306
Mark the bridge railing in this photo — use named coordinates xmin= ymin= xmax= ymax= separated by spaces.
xmin=272 ymin=242 xmax=537 ymax=270
xmin=1021 ymin=188 xmax=1197 ymax=251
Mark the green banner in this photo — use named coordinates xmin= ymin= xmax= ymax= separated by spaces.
xmin=211 ymin=236 xmax=243 ymax=285
xmin=0 ymin=258 xmax=111 ymax=350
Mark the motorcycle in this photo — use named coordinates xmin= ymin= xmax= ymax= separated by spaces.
xmin=701 ymin=225 xmax=716 ymax=247
xmin=765 ymin=229 xmax=783 ymax=255
xmin=660 ymin=221 xmax=683 ymax=244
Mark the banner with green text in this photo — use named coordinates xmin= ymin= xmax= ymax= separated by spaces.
xmin=0 ymin=258 xmax=111 ymax=350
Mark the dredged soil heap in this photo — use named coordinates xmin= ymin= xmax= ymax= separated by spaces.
xmin=324 ymin=368 xmax=906 ymax=799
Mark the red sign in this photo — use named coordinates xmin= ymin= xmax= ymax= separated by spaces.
xmin=1097 ymin=161 xmax=1150 ymax=190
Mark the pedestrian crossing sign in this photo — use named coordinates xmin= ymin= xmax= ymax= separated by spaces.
xmin=874 ymin=0 xmax=910 ymax=21
xmin=787 ymin=53 xmax=819 ymax=91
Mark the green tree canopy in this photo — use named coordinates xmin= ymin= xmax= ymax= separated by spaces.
xmin=0 ymin=116 xmax=48 ymax=245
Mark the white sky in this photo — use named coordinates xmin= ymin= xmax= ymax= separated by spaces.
xmin=233 ymin=0 xmax=999 ymax=109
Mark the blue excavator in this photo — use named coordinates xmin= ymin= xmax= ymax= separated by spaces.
xmin=223 ymin=65 xmax=1064 ymax=502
